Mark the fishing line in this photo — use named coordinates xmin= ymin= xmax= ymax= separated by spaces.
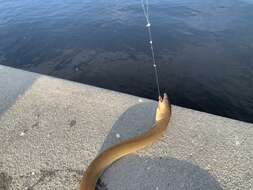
xmin=141 ymin=0 xmax=161 ymax=97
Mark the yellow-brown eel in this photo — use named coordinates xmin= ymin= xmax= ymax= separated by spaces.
xmin=80 ymin=93 xmax=171 ymax=190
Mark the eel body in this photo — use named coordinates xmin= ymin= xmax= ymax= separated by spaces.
xmin=80 ymin=94 xmax=171 ymax=190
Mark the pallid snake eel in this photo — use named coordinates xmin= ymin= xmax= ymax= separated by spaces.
xmin=80 ymin=93 xmax=171 ymax=190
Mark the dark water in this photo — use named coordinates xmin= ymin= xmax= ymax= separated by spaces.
xmin=0 ymin=0 xmax=252 ymax=123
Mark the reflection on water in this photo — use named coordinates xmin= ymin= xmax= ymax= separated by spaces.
xmin=0 ymin=0 xmax=252 ymax=123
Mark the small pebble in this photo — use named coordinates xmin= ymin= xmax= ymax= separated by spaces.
xmin=147 ymin=166 xmax=151 ymax=170
xmin=116 ymin=133 xmax=120 ymax=138
xmin=156 ymin=187 xmax=159 ymax=190
xmin=31 ymin=171 xmax=35 ymax=175
xmin=20 ymin=132 xmax=25 ymax=136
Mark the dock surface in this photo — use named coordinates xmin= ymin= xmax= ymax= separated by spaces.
xmin=0 ymin=65 xmax=252 ymax=190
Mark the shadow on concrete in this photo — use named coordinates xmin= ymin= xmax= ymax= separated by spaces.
xmin=0 ymin=172 xmax=13 ymax=190
xmin=96 ymin=102 xmax=223 ymax=190
xmin=0 ymin=65 xmax=38 ymax=117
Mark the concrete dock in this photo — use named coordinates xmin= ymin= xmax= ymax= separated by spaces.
xmin=0 ymin=65 xmax=252 ymax=190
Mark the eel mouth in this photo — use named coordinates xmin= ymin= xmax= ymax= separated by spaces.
xmin=156 ymin=93 xmax=171 ymax=122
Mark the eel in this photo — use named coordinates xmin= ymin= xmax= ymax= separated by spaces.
xmin=80 ymin=93 xmax=171 ymax=190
